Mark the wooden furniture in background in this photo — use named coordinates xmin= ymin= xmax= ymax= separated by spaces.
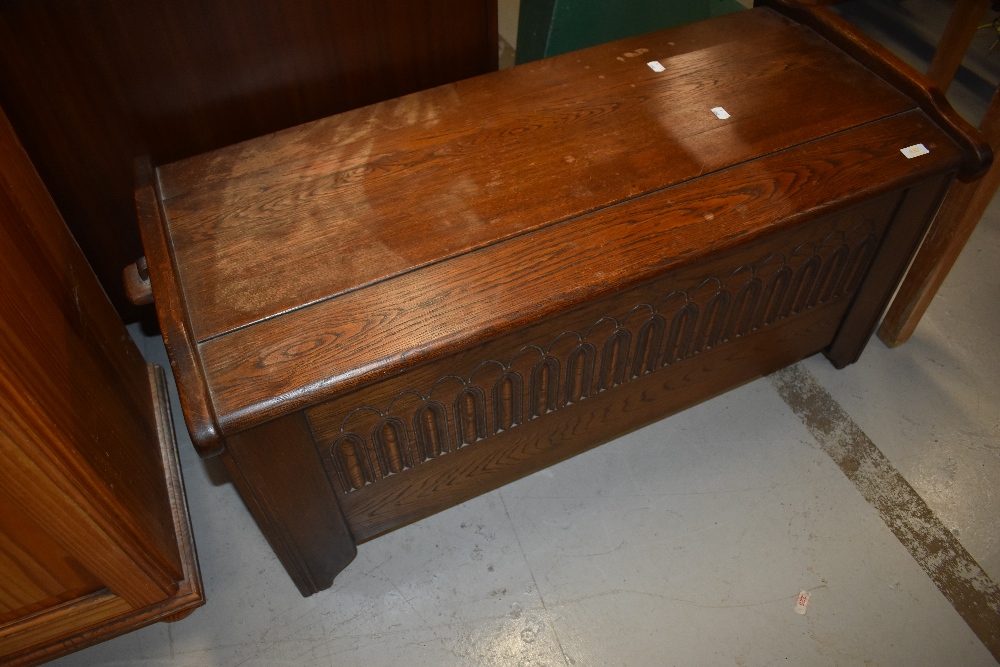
xmin=878 ymin=0 xmax=1000 ymax=346
xmin=0 ymin=0 xmax=498 ymax=320
xmin=926 ymin=0 xmax=990 ymax=93
xmin=136 ymin=1 xmax=988 ymax=596
xmin=879 ymin=86 xmax=1000 ymax=346
xmin=0 ymin=104 xmax=203 ymax=666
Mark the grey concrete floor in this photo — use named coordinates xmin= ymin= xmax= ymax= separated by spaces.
xmin=51 ymin=2 xmax=1000 ymax=665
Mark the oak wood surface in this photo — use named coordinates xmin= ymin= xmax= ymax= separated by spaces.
xmin=755 ymin=0 xmax=991 ymax=181
xmin=198 ymin=110 xmax=962 ymax=435
xmin=224 ymin=413 xmax=356 ymax=597
xmin=825 ymin=173 xmax=952 ymax=366
xmin=159 ymin=8 xmax=917 ymax=343
xmin=0 ymin=0 xmax=498 ymax=319
xmin=347 ymin=303 xmax=850 ymax=541
xmin=301 ymin=192 xmax=899 ymax=537
xmin=136 ymin=159 xmax=224 ymax=457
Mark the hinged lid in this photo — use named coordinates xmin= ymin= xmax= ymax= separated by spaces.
xmin=142 ymin=3 xmax=988 ymax=450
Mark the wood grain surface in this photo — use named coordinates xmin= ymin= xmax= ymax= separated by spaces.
xmin=0 ymin=0 xmax=497 ymax=319
xmin=159 ymin=7 xmax=917 ymax=342
xmin=0 ymin=108 xmax=182 ymax=606
xmin=198 ymin=110 xmax=962 ymax=434
xmin=0 ymin=493 xmax=103 ymax=624
xmin=755 ymin=0 xmax=990 ymax=181
xmin=825 ymin=173 xmax=952 ymax=367
xmin=1 ymin=365 xmax=205 ymax=667
xmin=136 ymin=6 xmax=989 ymax=595
xmin=0 ymin=103 xmax=202 ymax=664
xmin=224 ymin=413 xmax=356 ymax=597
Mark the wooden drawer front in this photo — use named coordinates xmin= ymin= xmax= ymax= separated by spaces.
xmin=306 ymin=191 xmax=899 ymax=536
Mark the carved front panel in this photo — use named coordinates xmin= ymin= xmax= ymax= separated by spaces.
xmin=308 ymin=198 xmax=890 ymax=498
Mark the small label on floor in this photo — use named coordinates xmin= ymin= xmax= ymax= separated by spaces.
xmin=794 ymin=590 xmax=811 ymax=615
xmin=647 ymin=60 xmax=665 ymax=72
xmin=711 ymin=107 xmax=730 ymax=120
xmin=901 ymin=143 xmax=929 ymax=159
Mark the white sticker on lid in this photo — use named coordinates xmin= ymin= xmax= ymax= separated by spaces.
xmin=647 ymin=60 xmax=665 ymax=72
xmin=794 ymin=590 xmax=811 ymax=615
xmin=901 ymin=143 xmax=930 ymax=158
xmin=711 ymin=107 xmax=730 ymax=120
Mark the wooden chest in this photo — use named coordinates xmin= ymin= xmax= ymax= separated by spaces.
xmin=137 ymin=0 xmax=989 ymax=596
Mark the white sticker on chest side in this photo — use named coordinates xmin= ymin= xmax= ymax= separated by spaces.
xmin=711 ymin=107 xmax=730 ymax=120
xmin=647 ymin=60 xmax=665 ymax=72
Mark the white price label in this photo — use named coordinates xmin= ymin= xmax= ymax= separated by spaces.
xmin=901 ymin=143 xmax=930 ymax=159
xmin=711 ymin=107 xmax=730 ymax=120
xmin=647 ymin=60 xmax=665 ymax=72
xmin=794 ymin=590 xmax=811 ymax=615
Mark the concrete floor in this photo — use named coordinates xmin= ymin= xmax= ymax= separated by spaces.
xmin=51 ymin=1 xmax=999 ymax=665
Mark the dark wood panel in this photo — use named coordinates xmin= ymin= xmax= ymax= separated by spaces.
xmin=0 ymin=0 xmax=498 ymax=320
xmin=878 ymin=86 xmax=1000 ymax=347
xmin=224 ymin=413 xmax=356 ymax=597
xmin=300 ymin=196 xmax=891 ymax=535
xmin=345 ymin=302 xmax=850 ymax=541
xmin=826 ymin=173 xmax=952 ymax=367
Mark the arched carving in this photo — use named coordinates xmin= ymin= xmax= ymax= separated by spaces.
xmin=694 ymin=291 xmax=730 ymax=354
xmin=455 ymin=386 xmax=488 ymax=447
xmin=331 ymin=434 xmax=372 ymax=492
xmin=372 ymin=417 xmax=411 ymax=476
xmin=564 ymin=343 xmax=596 ymax=405
xmin=599 ymin=328 xmax=632 ymax=390
xmin=813 ymin=244 xmax=850 ymax=306
xmin=492 ymin=371 xmax=524 ymax=434
xmin=631 ymin=316 xmax=665 ymax=378
xmin=786 ymin=256 xmax=820 ymax=316
xmin=723 ymin=277 xmax=761 ymax=342
xmin=663 ymin=302 xmax=698 ymax=366
xmin=317 ymin=225 xmax=882 ymax=493
xmin=413 ymin=401 xmax=451 ymax=460
xmin=530 ymin=357 xmax=561 ymax=418
xmin=754 ymin=266 xmax=792 ymax=329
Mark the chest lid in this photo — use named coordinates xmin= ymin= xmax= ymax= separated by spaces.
xmin=145 ymin=2 xmax=987 ymax=446
xmin=160 ymin=6 xmax=924 ymax=343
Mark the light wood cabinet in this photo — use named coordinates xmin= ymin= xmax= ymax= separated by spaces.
xmin=0 ymin=104 xmax=203 ymax=666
